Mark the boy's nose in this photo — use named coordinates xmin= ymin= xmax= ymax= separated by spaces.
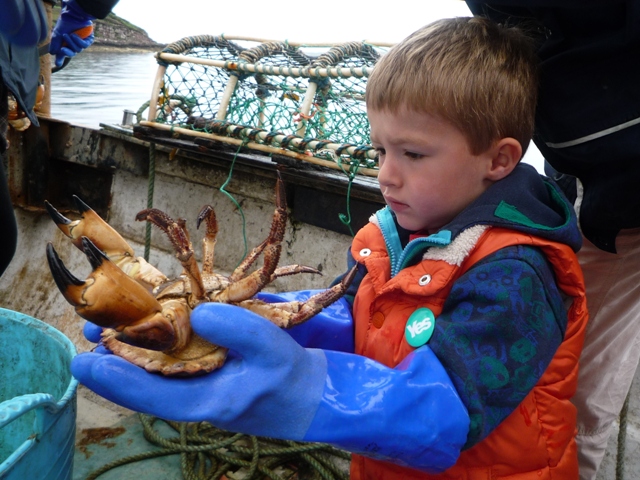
xmin=377 ymin=156 xmax=400 ymax=189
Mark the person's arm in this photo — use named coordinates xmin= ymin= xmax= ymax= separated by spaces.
xmin=0 ymin=161 xmax=17 ymax=276
xmin=429 ymin=245 xmax=567 ymax=448
xmin=49 ymin=0 xmax=121 ymax=67
xmin=72 ymin=302 xmax=470 ymax=473
xmin=0 ymin=0 xmax=48 ymax=46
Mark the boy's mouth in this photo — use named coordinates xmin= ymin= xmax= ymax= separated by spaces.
xmin=384 ymin=196 xmax=409 ymax=212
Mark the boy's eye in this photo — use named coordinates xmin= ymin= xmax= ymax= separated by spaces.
xmin=405 ymin=151 xmax=424 ymax=160
xmin=374 ymin=147 xmax=386 ymax=157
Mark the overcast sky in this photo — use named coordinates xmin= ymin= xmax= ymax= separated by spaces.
xmin=112 ymin=1 xmax=473 ymax=45
xmin=110 ymin=0 xmax=544 ymax=172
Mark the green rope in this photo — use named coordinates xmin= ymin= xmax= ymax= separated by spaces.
xmin=85 ymin=414 xmax=351 ymax=480
xmin=144 ymin=143 xmax=156 ymax=261
xmin=336 ymin=157 xmax=361 ymax=237
xmin=218 ymin=141 xmax=249 ymax=266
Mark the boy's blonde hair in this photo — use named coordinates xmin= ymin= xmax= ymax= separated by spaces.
xmin=366 ymin=17 xmax=538 ymax=156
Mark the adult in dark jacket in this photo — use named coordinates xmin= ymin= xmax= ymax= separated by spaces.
xmin=466 ymin=2 xmax=640 ymax=479
xmin=0 ymin=0 xmax=120 ymax=276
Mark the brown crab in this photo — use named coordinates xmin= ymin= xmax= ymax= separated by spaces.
xmin=45 ymin=177 xmax=355 ymax=376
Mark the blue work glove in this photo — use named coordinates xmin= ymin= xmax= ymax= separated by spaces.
xmin=72 ymin=303 xmax=469 ymax=473
xmin=255 ymin=290 xmax=354 ymax=352
xmin=83 ymin=321 xmax=102 ymax=342
xmin=0 ymin=0 xmax=48 ymax=46
xmin=49 ymin=0 xmax=95 ymax=68
xmin=82 ymin=322 xmax=113 ymax=355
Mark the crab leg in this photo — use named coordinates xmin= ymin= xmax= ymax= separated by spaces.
xmin=196 ymin=205 xmax=218 ymax=275
xmin=239 ymin=265 xmax=358 ymax=328
xmin=209 ymin=178 xmax=287 ymax=303
xmin=45 ymin=197 xmax=168 ymax=289
xmin=46 ymin=238 xmax=163 ymax=330
xmin=193 ymin=205 xmax=321 ymax=287
xmin=137 ymin=208 xmax=205 ymax=302
xmin=271 ymin=265 xmax=321 ymax=280
xmin=229 ymin=175 xmax=287 ymax=283
xmin=229 ymin=238 xmax=269 ymax=282
xmin=209 ymin=243 xmax=279 ymax=303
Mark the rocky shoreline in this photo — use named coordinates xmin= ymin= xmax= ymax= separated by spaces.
xmin=87 ymin=44 xmax=161 ymax=53
xmin=92 ymin=17 xmax=165 ymax=51
xmin=53 ymin=7 xmax=165 ymax=51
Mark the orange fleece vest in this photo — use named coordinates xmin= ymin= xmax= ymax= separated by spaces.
xmin=349 ymin=225 xmax=588 ymax=480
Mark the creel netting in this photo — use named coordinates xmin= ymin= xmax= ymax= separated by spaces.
xmin=142 ymin=35 xmax=390 ymax=174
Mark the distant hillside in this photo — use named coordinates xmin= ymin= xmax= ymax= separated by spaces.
xmin=52 ymin=8 xmax=165 ymax=50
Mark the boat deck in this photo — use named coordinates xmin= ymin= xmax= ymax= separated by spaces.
xmin=73 ymin=388 xmax=351 ymax=480
xmin=73 ymin=397 xmax=181 ymax=480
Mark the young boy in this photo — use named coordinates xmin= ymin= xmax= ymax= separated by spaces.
xmin=71 ymin=17 xmax=588 ymax=478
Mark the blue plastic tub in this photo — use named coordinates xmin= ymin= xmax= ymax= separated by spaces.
xmin=0 ymin=308 xmax=78 ymax=480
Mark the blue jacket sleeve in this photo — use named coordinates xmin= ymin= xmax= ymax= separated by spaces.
xmin=0 ymin=0 xmax=48 ymax=46
xmin=429 ymin=245 xmax=567 ymax=448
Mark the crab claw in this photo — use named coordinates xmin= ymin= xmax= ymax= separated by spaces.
xmin=117 ymin=299 xmax=192 ymax=353
xmin=45 ymin=197 xmax=168 ymax=289
xmin=45 ymin=196 xmax=136 ymax=261
xmin=46 ymin=238 xmax=163 ymax=331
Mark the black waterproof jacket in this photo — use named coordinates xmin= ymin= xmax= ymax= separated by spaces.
xmin=467 ymin=1 xmax=640 ymax=252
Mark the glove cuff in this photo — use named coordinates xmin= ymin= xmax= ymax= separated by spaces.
xmin=302 ymin=348 xmax=470 ymax=473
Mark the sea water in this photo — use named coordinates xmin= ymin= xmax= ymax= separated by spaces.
xmin=50 ymin=50 xmax=158 ymax=128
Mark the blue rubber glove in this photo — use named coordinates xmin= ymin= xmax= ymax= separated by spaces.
xmin=82 ymin=322 xmax=114 ymax=355
xmin=72 ymin=303 xmax=469 ymax=473
xmin=83 ymin=321 xmax=102 ymax=343
xmin=0 ymin=0 xmax=48 ymax=46
xmin=49 ymin=0 xmax=95 ymax=68
xmin=255 ymin=290 xmax=354 ymax=352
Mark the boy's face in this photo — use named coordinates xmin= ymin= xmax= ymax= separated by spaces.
xmin=369 ymin=107 xmax=495 ymax=233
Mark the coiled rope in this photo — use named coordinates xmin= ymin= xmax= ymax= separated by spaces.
xmin=85 ymin=414 xmax=351 ymax=480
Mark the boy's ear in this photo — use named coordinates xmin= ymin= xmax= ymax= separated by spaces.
xmin=485 ymin=138 xmax=522 ymax=181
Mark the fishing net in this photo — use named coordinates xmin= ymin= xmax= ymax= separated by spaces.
xmin=138 ymin=35 xmax=391 ymax=177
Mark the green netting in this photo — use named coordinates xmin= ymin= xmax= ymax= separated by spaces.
xmin=141 ymin=35 xmax=390 ymax=176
